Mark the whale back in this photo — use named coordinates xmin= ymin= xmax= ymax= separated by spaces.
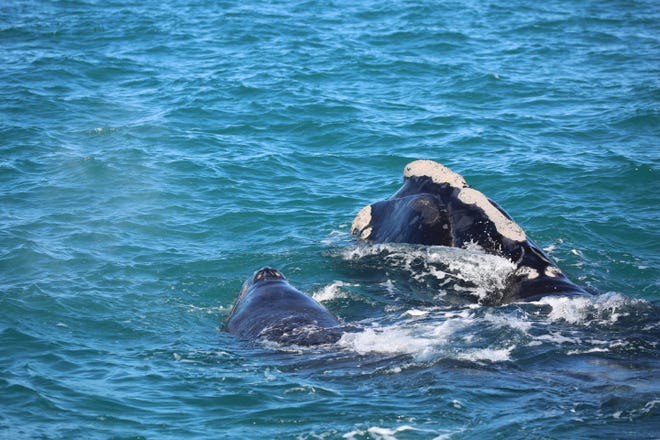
xmin=225 ymin=269 xmax=341 ymax=345
xmin=351 ymin=160 xmax=591 ymax=302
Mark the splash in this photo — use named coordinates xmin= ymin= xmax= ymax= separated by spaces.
xmin=312 ymin=280 xmax=355 ymax=302
xmin=332 ymin=290 xmax=654 ymax=364
xmin=342 ymin=243 xmax=516 ymax=302
xmin=536 ymin=292 xmax=647 ymax=326
xmin=338 ymin=325 xmax=438 ymax=360
xmin=336 ymin=307 xmax=520 ymax=363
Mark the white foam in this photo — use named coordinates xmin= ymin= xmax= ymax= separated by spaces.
xmin=367 ymin=425 xmax=419 ymax=440
xmin=312 ymin=281 xmax=355 ymax=302
xmin=537 ymin=292 xmax=639 ymax=326
xmin=483 ymin=311 xmax=532 ymax=333
xmin=443 ymin=251 xmax=515 ymax=295
xmin=336 ymin=307 xmax=525 ymax=363
xmin=436 ymin=430 xmax=468 ymax=440
xmin=381 ymin=279 xmax=396 ymax=295
xmin=566 ymin=347 xmax=610 ymax=355
xmin=335 ymin=292 xmax=644 ymax=363
xmin=321 ymin=229 xmax=350 ymax=246
xmin=456 ymin=346 xmax=514 ymax=363
xmin=641 ymin=400 xmax=659 ymax=415
xmin=342 ymin=243 xmax=516 ymax=302
xmin=535 ymin=332 xmax=581 ymax=344
xmin=539 ymin=295 xmax=593 ymax=324
xmin=403 ymin=309 xmax=429 ymax=318
xmin=340 ymin=242 xmax=649 ymax=362
xmin=343 ymin=425 xmax=436 ymax=440
xmin=338 ymin=326 xmax=438 ymax=361
xmin=339 ymin=310 xmax=472 ymax=359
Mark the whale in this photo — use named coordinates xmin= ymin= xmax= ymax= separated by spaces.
xmin=351 ymin=160 xmax=591 ymax=302
xmin=224 ymin=267 xmax=343 ymax=345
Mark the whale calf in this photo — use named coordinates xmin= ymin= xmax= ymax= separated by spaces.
xmin=351 ymin=160 xmax=591 ymax=302
xmin=224 ymin=267 xmax=343 ymax=345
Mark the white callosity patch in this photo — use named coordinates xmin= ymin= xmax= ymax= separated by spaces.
xmin=404 ymin=160 xmax=527 ymax=242
xmin=515 ymin=266 xmax=540 ymax=280
xmin=544 ymin=266 xmax=563 ymax=277
xmin=404 ymin=159 xmax=468 ymax=188
xmin=354 ymin=160 xmax=527 ymax=244
xmin=456 ymin=187 xmax=527 ymax=242
xmin=350 ymin=204 xmax=373 ymax=239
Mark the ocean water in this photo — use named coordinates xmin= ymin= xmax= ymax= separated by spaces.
xmin=1 ymin=0 xmax=659 ymax=438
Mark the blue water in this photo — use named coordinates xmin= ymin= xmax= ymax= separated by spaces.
xmin=1 ymin=0 xmax=659 ymax=438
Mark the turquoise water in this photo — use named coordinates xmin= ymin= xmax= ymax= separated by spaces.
xmin=1 ymin=0 xmax=659 ymax=438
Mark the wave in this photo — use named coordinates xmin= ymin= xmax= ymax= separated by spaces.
xmin=339 ymin=243 xmax=517 ymax=304
xmin=310 ymin=277 xmax=656 ymax=365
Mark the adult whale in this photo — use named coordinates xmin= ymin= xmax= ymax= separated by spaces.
xmin=351 ymin=160 xmax=591 ymax=302
xmin=224 ymin=267 xmax=343 ymax=345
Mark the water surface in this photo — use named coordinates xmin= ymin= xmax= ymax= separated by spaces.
xmin=1 ymin=0 xmax=658 ymax=438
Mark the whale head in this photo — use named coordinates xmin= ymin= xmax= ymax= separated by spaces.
xmin=234 ymin=267 xmax=287 ymax=305
xmin=252 ymin=267 xmax=286 ymax=283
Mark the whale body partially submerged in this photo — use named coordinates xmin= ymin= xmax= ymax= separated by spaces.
xmin=224 ymin=267 xmax=343 ymax=345
xmin=351 ymin=160 xmax=591 ymax=302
